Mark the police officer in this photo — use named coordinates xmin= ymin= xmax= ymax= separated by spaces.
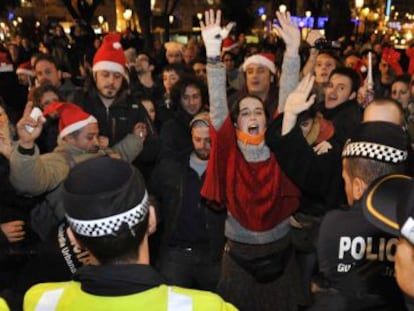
xmin=362 ymin=174 xmax=414 ymax=309
xmin=311 ymin=122 xmax=409 ymax=310
xmin=24 ymin=157 xmax=237 ymax=311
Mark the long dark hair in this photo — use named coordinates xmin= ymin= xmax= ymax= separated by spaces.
xmin=230 ymin=94 xmax=269 ymax=124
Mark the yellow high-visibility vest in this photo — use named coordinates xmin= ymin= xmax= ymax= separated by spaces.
xmin=0 ymin=297 xmax=10 ymax=311
xmin=24 ymin=281 xmax=238 ymax=311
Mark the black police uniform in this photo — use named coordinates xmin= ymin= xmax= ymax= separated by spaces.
xmin=312 ymin=200 xmax=407 ymax=311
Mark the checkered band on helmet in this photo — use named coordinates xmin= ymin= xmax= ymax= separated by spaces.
xmin=66 ymin=192 xmax=149 ymax=237
xmin=342 ymin=141 xmax=408 ymax=164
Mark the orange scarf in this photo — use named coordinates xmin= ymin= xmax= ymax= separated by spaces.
xmin=236 ymin=129 xmax=265 ymax=145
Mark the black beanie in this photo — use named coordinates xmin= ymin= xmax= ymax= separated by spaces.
xmin=63 ymin=157 xmax=148 ymax=237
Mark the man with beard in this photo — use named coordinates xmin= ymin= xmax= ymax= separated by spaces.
xmin=158 ymin=76 xmax=208 ymax=161
xmin=70 ymin=33 xmax=147 ymax=147
xmin=130 ymin=53 xmax=163 ymax=103
xmin=150 ymin=112 xmax=226 ymax=291
xmin=8 ymin=101 xmax=146 ymax=240
xmin=33 ymin=54 xmax=78 ymax=101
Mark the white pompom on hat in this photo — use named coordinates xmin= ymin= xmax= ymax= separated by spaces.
xmin=92 ymin=33 xmax=129 ymax=82
xmin=242 ymin=52 xmax=276 ymax=75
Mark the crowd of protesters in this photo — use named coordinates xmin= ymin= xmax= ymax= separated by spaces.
xmin=1 ymin=7 xmax=414 ymax=311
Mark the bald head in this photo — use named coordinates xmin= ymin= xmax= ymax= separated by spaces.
xmin=363 ymin=99 xmax=405 ymax=126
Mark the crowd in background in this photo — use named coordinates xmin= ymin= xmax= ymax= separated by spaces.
xmin=1 ymin=9 xmax=414 ymax=311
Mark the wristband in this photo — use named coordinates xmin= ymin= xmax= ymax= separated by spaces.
xmin=207 ymin=56 xmax=221 ymax=64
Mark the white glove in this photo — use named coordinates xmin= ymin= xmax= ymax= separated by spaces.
xmin=200 ymin=9 xmax=235 ymax=58
xmin=284 ymin=74 xmax=316 ymax=116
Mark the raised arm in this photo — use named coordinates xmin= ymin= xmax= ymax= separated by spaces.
xmin=301 ymin=30 xmax=325 ymax=77
xmin=282 ymin=74 xmax=316 ymax=136
xmin=274 ymin=11 xmax=301 ymax=113
xmin=200 ymin=10 xmax=235 ymax=130
xmin=9 ymin=102 xmax=66 ymax=195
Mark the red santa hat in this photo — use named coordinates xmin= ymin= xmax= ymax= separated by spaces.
xmin=381 ymin=47 xmax=403 ymax=75
xmin=16 ymin=61 xmax=34 ymax=76
xmin=92 ymin=33 xmax=128 ymax=81
xmin=43 ymin=102 xmax=97 ymax=139
xmin=0 ymin=52 xmax=13 ymax=73
xmin=222 ymin=37 xmax=239 ymax=53
xmin=242 ymin=52 xmax=276 ymax=74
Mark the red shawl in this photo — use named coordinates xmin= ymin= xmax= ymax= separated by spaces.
xmin=201 ymin=117 xmax=300 ymax=231
xmin=315 ymin=114 xmax=335 ymax=144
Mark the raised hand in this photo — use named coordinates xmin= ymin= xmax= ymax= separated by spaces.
xmin=274 ymin=11 xmax=300 ymax=57
xmin=357 ymin=77 xmax=374 ymax=108
xmin=306 ymin=29 xmax=324 ymax=47
xmin=200 ymin=9 xmax=235 ymax=58
xmin=16 ymin=101 xmax=45 ymax=149
xmin=284 ymin=74 xmax=316 ymax=116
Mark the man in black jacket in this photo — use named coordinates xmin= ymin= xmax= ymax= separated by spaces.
xmin=320 ymin=67 xmax=362 ymax=148
xmin=158 ymin=76 xmax=207 ymax=162
xmin=150 ymin=112 xmax=226 ymax=291
xmin=70 ymin=33 xmax=147 ymax=147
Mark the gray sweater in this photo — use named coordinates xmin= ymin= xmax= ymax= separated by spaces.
xmin=206 ymin=54 xmax=300 ymax=244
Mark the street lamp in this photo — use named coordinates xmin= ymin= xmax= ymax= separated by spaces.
xmin=305 ymin=11 xmax=312 ymax=30
xmin=354 ymin=0 xmax=364 ymax=42
xmin=123 ymin=9 xmax=132 ymax=21
xmin=355 ymin=0 xmax=364 ymax=10
xmin=123 ymin=9 xmax=132 ymax=29
xmin=362 ymin=7 xmax=370 ymax=17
